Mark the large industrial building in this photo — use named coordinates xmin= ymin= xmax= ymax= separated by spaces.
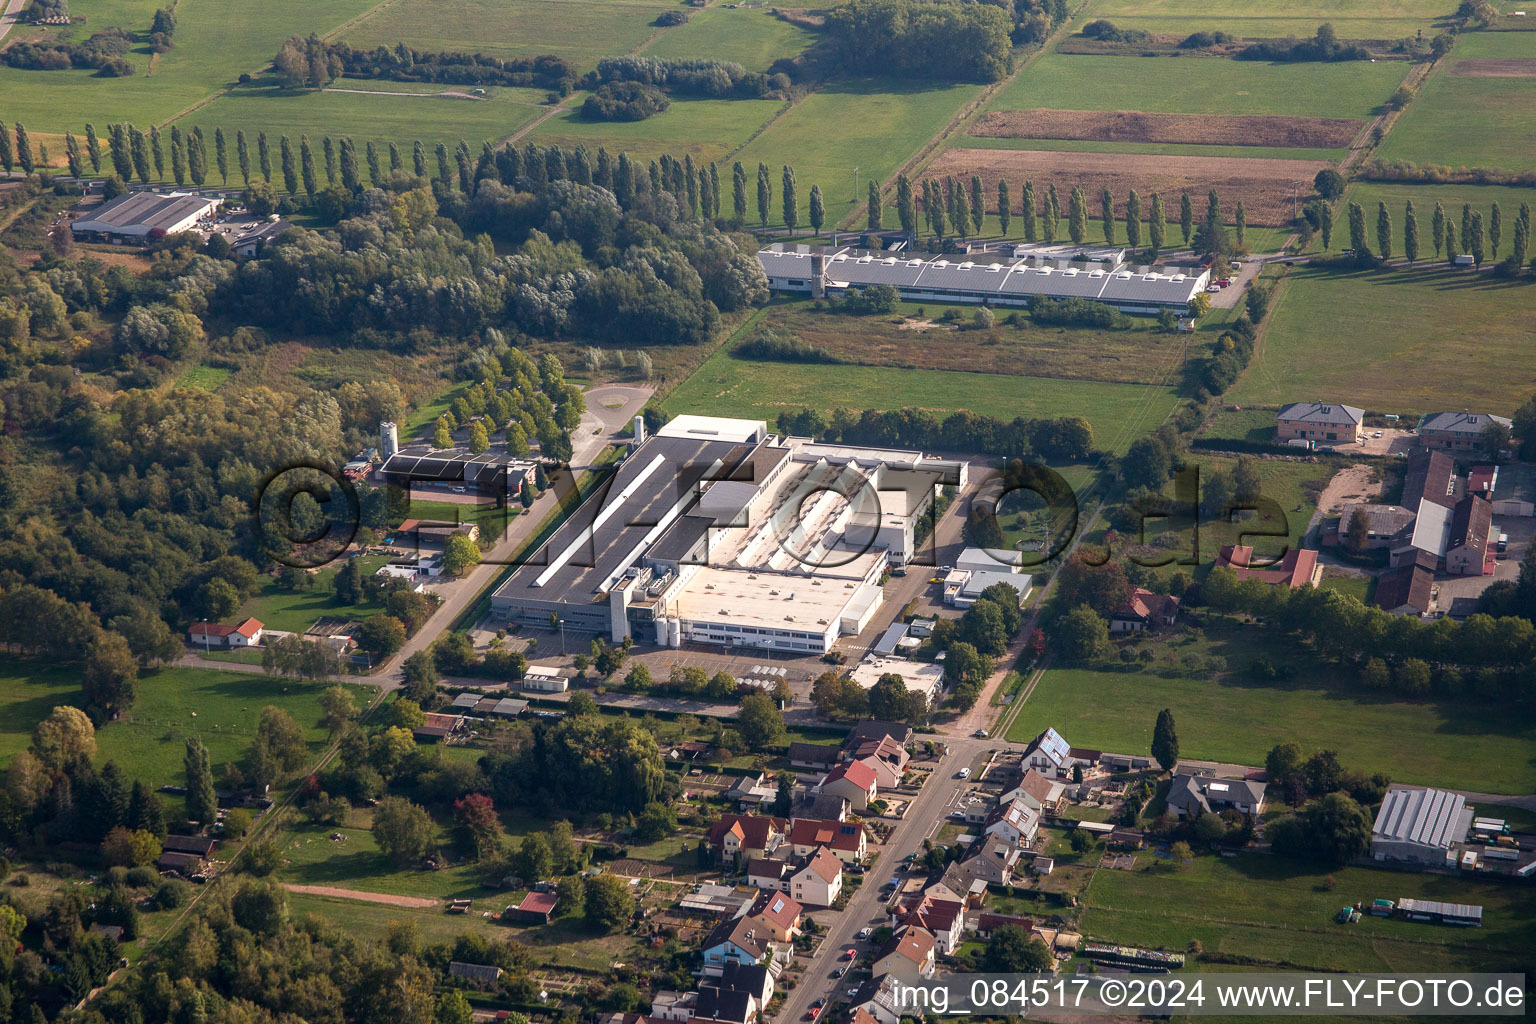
xmin=757 ymin=245 xmax=1210 ymax=313
xmin=71 ymin=191 xmax=222 ymax=244
xmin=1370 ymin=786 xmax=1473 ymax=865
xmin=489 ymin=416 xmax=966 ymax=653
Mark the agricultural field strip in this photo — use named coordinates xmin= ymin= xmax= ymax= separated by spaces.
xmin=971 ymin=109 xmax=1362 ymax=149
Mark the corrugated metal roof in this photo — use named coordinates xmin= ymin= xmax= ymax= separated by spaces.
xmin=1373 ymin=787 xmax=1467 ymax=849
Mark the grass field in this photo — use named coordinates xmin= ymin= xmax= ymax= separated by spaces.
xmin=1005 ymin=649 xmax=1536 ymax=793
xmin=532 ymin=96 xmax=787 ymax=168
xmin=733 ymin=77 xmax=986 ymax=227
xmin=661 ymin=346 xmax=1186 ymax=456
xmin=1342 ymin=180 xmax=1536 ymax=236
xmin=0 ymin=661 xmax=375 ymax=788
xmin=176 ymin=365 xmax=234 ymax=392
xmin=960 ymin=133 xmax=1351 ymax=166
xmin=985 ymin=53 xmax=1409 ymax=121
xmin=1083 ymin=854 xmax=1536 ymax=972
xmin=0 ymin=0 xmax=385 ymax=132
xmin=1072 ymin=0 xmax=1458 ymax=41
xmin=1228 ymin=263 xmax=1536 ymax=413
xmin=177 ymin=83 xmax=548 ymax=158
xmin=1375 ymin=31 xmax=1536 ymax=172
xmin=237 ymin=555 xmax=391 ymax=633
xmin=640 ymin=7 xmax=818 ymax=70
xmin=344 ymin=0 xmax=673 ymax=70
xmin=746 ymin=299 xmax=1196 ymax=385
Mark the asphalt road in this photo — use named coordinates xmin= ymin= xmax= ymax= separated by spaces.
xmin=0 ymin=0 xmax=28 ymax=46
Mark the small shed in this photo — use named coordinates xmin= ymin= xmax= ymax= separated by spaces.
xmin=448 ymin=961 xmax=504 ymax=987
xmin=505 ymin=890 xmax=559 ymax=925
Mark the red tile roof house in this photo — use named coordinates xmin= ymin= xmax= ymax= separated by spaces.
xmin=872 ymin=925 xmax=937 ymax=979
xmin=187 ymin=617 xmax=264 ymax=649
xmin=708 ymin=814 xmax=788 ymax=866
xmin=819 ymin=759 xmax=878 ymax=811
xmin=788 ymin=818 xmax=867 ymax=863
xmin=1217 ymin=545 xmax=1321 ymax=588
xmin=789 ymin=846 xmax=843 ymax=907
xmin=893 ymin=892 xmax=965 ymax=953
xmin=1108 ymin=588 xmax=1179 ymax=633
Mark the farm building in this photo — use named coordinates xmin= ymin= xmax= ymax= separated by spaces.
xmin=1216 ymin=544 xmax=1322 ymax=588
xmin=504 ymin=890 xmax=558 ymax=924
xmin=757 ymin=245 xmax=1210 ymax=313
xmin=188 ymin=617 xmax=264 ymax=649
xmin=71 ymin=191 xmax=221 ymax=243
xmin=1375 ymin=560 xmax=1435 ymax=617
xmin=1276 ymin=402 xmax=1364 ymax=445
xmin=1371 ymin=786 xmax=1472 ymax=864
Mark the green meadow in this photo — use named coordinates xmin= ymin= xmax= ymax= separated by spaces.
xmin=1229 ymin=263 xmax=1536 ymax=412
xmin=662 ymin=345 xmax=1184 ymax=456
xmin=0 ymin=661 xmax=375 ymax=789
xmin=986 ymin=52 xmax=1409 ymax=120
xmin=640 ymin=7 xmax=818 ymax=70
xmin=0 ymin=0 xmax=384 ymax=132
xmin=1073 ymin=0 xmax=1457 ymax=41
xmin=1006 ymin=655 xmax=1536 ymax=794
xmin=176 ymin=84 xmax=547 ymax=160
xmin=533 ymin=96 xmax=787 ymax=167
xmin=343 ymin=0 xmax=674 ymax=70
xmin=732 ymin=77 xmax=986 ymax=227
xmin=1375 ymin=31 xmax=1536 ymax=172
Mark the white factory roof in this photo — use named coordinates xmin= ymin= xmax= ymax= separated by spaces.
xmin=656 ymin=415 xmax=768 ymax=444
xmin=671 ymin=566 xmax=859 ymax=633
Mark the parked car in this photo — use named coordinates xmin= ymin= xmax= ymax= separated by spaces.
xmin=956 ymin=767 xmax=970 ymax=779
xmin=858 ymin=927 xmax=873 ymax=939
xmin=972 ymin=729 xmax=988 ymax=738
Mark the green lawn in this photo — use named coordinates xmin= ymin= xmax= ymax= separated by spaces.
xmin=0 ymin=661 xmax=375 ymax=789
xmin=1228 ymin=263 xmax=1536 ymax=413
xmin=1071 ymin=0 xmax=1457 ymax=40
xmin=238 ymin=555 xmax=391 ymax=633
xmin=641 ymin=7 xmax=818 ymax=70
xmin=280 ymin=821 xmax=492 ymax=899
xmin=1083 ymin=854 xmax=1536 ymax=973
xmin=986 ymin=52 xmax=1409 ymax=120
xmin=1007 ymin=662 xmax=1536 ymax=793
xmin=532 ymin=95 xmax=786 ymax=168
xmin=344 ymin=0 xmax=673 ymax=71
xmin=1376 ymin=31 xmax=1536 ymax=172
xmin=733 ymin=77 xmax=986 ymax=228
xmin=661 ymin=345 xmax=1185 ymax=456
xmin=0 ymin=0 xmax=385 ymax=132
xmin=176 ymin=82 xmax=547 ymax=161
xmin=176 ymin=365 xmax=234 ymax=392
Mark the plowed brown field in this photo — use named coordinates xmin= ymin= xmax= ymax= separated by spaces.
xmin=926 ymin=148 xmax=1333 ymax=226
xmin=971 ymin=109 xmax=1361 ymax=149
xmin=1449 ymin=59 xmax=1536 ymax=77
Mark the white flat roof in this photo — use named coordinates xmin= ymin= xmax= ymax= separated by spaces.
xmin=849 ymin=656 xmax=945 ymax=698
xmin=672 ymin=566 xmax=856 ymax=633
xmin=656 ymin=415 xmax=767 ymax=444
xmin=1411 ymin=499 xmax=1452 ymax=556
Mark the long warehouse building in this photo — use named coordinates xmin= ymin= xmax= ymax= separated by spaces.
xmin=758 ymin=245 xmax=1210 ymax=313
xmin=490 ymin=416 xmax=966 ymax=654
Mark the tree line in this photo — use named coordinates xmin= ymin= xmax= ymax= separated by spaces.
xmin=772 ymin=406 xmax=1094 ymax=461
xmin=1319 ymin=196 xmax=1533 ymax=276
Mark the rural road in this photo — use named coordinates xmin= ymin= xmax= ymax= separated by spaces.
xmin=0 ymin=0 xmax=28 ymax=46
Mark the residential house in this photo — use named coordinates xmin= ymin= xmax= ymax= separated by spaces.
xmin=504 ymin=890 xmax=558 ymax=924
xmin=651 ymin=992 xmax=695 ymax=1023
xmin=725 ymin=772 xmax=778 ymax=809
xmin=955 ymin=837 xmax=1022 ymax=887
xmin=745 ymin=858 xmax=792 ymax=892
xmin=1109 ymin=588 xmax=1180 ymax=633
xmin=448 ymin=962 xmax=503 ymax=987
xmin=787 ymin=742 xmax=841 ymax=772
xmin=983 ymin=798 xmax=1040 ymax=847
xmin=1217 ymin=545 xmax=1323 ymax=588
xmin=847 ymin=978 xmax=903 ymax=1024
xmin=717 ymin=962 xmax=775 ymax=1010
xmin=998 ymin=770 xmax=1064 ymax=815
xmin=872 ymin=926 xmax=937 ymax=979
xmin=1276 ymin=402 xmax=1364 ymax=445
xmin=931 ymin=865 xmax=988 ymax=908
xmin=745 ymin=890 xmax=802 ymax=941
xmin=855 ymin=754 xmax=903 ymax=796
xmin=692 ymin=986 xmax=755 ymax=1024
xmin=187 ymin=617 xmax=264 ymax=649
xmin=788 ymin=818 xmax=867 ymax=863
xmin=820 ymin=760 xmax=878 ymax=811
xmin=1417 ymin=411 xmax=1512 ymax=453
xmin=1371 ymin=787 xmax=1472 ymax=865
xmin=701 ymin=916 xmax=772 ymax=969
xmin=849 ymin=734 xmax=910 ymax=775
xmin=708 ymin=814 xmax=787 ymax=865
xmin=895 ymin=893 xmax=965 ymax=954
xmin=845 ymin=720 xmax=913 ymax=749
xmin=1445 ymin=495 xmax=1493 ymax=576
xmin=802 ymin=792 xmax=849 ymax=821
xmin=789 ymin=847 xmax=843 ymax=907
xmin=973 ymin=913 xmax=1039 ymax=940
xmin=1166 ymin=774 xmax=1267 ymax=818
xmin=1019 ymin=728 xmax=1097 ymax=778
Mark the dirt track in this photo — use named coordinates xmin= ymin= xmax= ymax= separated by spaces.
xmin=926 ymin=148 xmax=1332 ymax=226
xmin=1449 ymin=59 xmax=1536 ymax=77
xmin=283 ymin=883 xmax=439 ymax=908
xmin=972 ymin=109 xmax=1360 ymax=149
